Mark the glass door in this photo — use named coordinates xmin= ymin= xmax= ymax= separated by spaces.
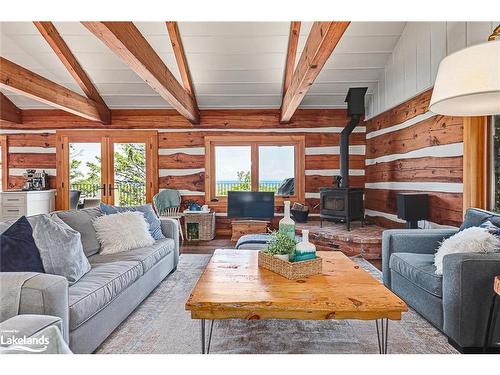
xmin=56 ymin=131 xmax=158 ymax=211
xmin=109 ymin=141 xmax=147 ymax=207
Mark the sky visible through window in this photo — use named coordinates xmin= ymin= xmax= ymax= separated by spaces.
xmin=215 ymin=145 xmax=294 ymax=182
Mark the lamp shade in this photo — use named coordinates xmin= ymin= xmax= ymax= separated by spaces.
xmin=429 ymin=40 xmax=500 ymax=116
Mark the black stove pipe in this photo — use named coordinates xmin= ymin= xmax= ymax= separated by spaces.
xmin=339 ymin=87 xmax=368 ymax=188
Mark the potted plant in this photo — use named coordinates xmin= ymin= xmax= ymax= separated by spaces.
xmin=265 ymin=231 xmax=296 ymax=261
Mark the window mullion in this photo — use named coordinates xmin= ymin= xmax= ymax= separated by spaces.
xmin=251 ymin=143 xmax=259 ymax=192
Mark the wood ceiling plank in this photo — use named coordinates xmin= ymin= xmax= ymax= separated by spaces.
xmin=282 ymin=21 xmax=301 ymax=95
xmin=33 ymin=21 xmax=111 ymax=124
xmin=281 ymin=22 xmax=350 ymax=123
xmin=0 ymin=92 xmax=22 ymax=124
xmin=82 ymin=21 xmax=200 ymax=124
xmin=0 ymin=57 xmax=107 ymax=123
xmin=166 ymin=21 xmax=197 ymax=99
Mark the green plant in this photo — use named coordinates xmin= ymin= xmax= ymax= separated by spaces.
xmin=265 ymin=231 xmax=296 ymax=256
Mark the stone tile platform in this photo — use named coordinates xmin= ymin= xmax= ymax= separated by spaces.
xmin=295 ymin=220 xmax=385 ymax=260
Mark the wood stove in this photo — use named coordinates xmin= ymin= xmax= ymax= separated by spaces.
xmin=319 ymin=87 xmax=367 ymax=231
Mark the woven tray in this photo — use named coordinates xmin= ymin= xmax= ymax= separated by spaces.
xmin=258 ymin=251 xmax=322 ymax=280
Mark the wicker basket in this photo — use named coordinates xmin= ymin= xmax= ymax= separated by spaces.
xmin=184 ymin=211 xmax=216 ymax=241
xmin=258 ymin=251 xmax=322 ymax=279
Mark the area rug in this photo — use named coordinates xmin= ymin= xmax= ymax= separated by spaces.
xmin=96 ymin=254 xmax=457 ymax=354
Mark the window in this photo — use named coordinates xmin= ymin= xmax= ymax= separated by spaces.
xmin=205 ymin=135 xmax=305 ymax=204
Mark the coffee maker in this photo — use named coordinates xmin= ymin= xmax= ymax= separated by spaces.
xmin=22 ymin=169 xmax=48 ymax=191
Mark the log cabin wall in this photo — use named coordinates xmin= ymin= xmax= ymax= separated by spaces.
xmin=1 ymin=108 xmax=366 ymax=235
xmin=364 ymin=88 xmax=464 ymax=228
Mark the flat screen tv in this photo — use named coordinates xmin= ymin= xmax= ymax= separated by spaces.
xmin=227 ymin=191 xmax=275 ymax=219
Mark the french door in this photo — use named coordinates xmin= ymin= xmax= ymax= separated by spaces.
xmin=55 ymin=130 xmax=158 ymax=210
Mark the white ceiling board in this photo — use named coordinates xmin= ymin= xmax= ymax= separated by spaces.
xmin=0 ymin=21 xmax=408 ymax=110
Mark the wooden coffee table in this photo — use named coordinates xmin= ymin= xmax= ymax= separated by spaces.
xmin=186 ymin=249 xmax=407 ymax=354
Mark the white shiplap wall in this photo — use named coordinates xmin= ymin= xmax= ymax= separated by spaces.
xmin=366 ymin=21 xmax=499 ymax=119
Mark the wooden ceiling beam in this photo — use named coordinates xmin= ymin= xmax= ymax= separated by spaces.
xmin=82 ymin=22 xmax=200 ymax=124
xmin=33 ymin=21 xmax=111 ymax=124
xmin=1 ymin=92 xmax=22 ymax=124
xmin=166 ymin=21 xmax=196 ymax=99
xmin=280 ymin=21 xmax=350 ymax=123
xmin=282 ymin=22 xmax=301 ymax=95
xmin=0 ymin=57 xmax=107 ymax=122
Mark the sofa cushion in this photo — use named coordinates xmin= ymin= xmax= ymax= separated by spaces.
xmin=460 ymin=208 xmax=500 ymax=231
xmin=68 ymin=261 xmax=143 ymax=330
xmin=89 ymin=238 xmax=175 ymax=273
xmin=56 ymin=208 xmax=103 ymax=257
xmin=389 ymin=253 xmax=443 ymax=298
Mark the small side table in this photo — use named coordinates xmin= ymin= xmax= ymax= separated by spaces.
xmin=484 ymin=276 xmax=500 ymax=351
xmin=184 ymin=211 xmax=216 ymax=241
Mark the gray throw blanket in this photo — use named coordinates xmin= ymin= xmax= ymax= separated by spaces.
xmin=0 ymin=272 xmax=38 ymax=322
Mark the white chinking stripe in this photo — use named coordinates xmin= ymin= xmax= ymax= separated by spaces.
xmin=305 ymin=169 xmax=365 ymax=176
xmin=305 ymin=145 xmax=365 ymax=155
xmin=365 ymin=181 xmax=463 ymax=193
xmin=158 ymin=126 xmax=366 ymax=133
xmin=9 ymin=147 xmax=56 ymax=153
xmin=158 ymin=147 xmax=205 ymax=155
xmin=159 ymin=168 xmax=204 ymax=177
xmin=364 ymin=209 xmax=406 ymax=223
xmin=305 ymin=193 xmax=320 ymax=199
xmin=365 ymin=143 xmax=463 ymax=165
xmin=0 ymin=129 xmax=57 ymax=134
xmin=365 ymin=111 xmax=435 ymax=139
xmin=9 ymin=168 xmax=56 ymax=176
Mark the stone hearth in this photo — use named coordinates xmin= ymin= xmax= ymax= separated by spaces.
xmin=295 ymin=221 xmax=384 ymax=260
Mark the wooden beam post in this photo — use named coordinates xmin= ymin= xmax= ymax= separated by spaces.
xmin=280 ymin=21 xmax=350 ymax=123
xmin=0 ymin=57 xmax=108 ymax=123
xmin=166 ymin=22 xmax=196 ymax=99
xmin=463 ymin=116 xmax=489 ymax=211
xmin=83 ymin=22 xmax=200 ymax=124
xmin=0 ymin=135 xmax=8 ymax=191
xmin=282 ymin=22 xmax=301 ymax=95
xmin=0 ymin=92 xmax=22 ymax=124
xmin=33 ymin=21 xmax=111 ymax=124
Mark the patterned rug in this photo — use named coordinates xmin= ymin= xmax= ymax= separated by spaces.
xmin=96 ymin=254 xmax=457 ymax=354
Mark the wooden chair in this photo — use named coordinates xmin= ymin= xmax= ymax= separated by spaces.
xmin=153 ymin=191 xmax=184 ymax=241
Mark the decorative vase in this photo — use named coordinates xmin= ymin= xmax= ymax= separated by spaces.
xmin=189 ymin=202 xmax=201 ymax=211
xmin=274 ymin=254 xmax=290 ymax=262
xmin=294 ymin=229 xmax=316 ymax=262
xmin=279 ymin=201 xmax=296 ymax=240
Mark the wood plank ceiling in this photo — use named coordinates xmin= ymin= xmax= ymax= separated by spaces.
xmin=0 ymin=22 xmax=406 ymax=121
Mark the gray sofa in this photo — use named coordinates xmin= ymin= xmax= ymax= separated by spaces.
xmin=382 ymin=208 xmax=500 ymax=352
xmin=0 ymin=207 xmax=179 ymax=354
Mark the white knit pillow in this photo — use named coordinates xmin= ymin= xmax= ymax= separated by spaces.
xmin=93 ymin=211 xmax=155 ymax=254
xmin=434 ymin=227 xmax=500 ymax=275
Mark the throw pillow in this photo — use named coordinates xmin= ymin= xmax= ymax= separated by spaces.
xmin=0 ymin=216 xmax=45 ymax=273
xmin=99 ymin=203 xmax=165 ymax=240
xmin=93 ymin=211 xmax=155 ymax=254
xmin=434 ymin=227 xmax=500 ymax=275
xmin=32 ymin=215 xmax=91 ymax=285
xmin=479 ymin=220 xmax=500 ymax=236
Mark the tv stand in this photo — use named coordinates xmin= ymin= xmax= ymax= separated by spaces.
xmin=231 ymin=220 xmax=270 ymax=242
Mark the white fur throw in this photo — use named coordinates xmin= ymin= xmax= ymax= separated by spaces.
xmin=93 ymin=211 xmax=155 ymax=254
xmin=434 ymin=227 xmax=500 ymax=275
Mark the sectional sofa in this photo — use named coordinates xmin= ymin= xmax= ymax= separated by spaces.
xmin=0 ymin=207 xmax=179 ymax=354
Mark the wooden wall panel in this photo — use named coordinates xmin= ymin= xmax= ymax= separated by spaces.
xmin=365 ymin=156 xmax=463 ymax=183
xmin=8 ymin=175 xmax=56 ymax=190
xmin=9 ymin=153 xmax=56 ymax=168
xmin=305 ymin=154 xmax=365 ymax=170
xmin=366 ymin=88 xmax=432 ymax=133
xmin=7 ymin=133 xmax=55 ymax=147
xmin=366 ymin=115 xmax=463 ymax=159
xmin=365 ymin=89 xmax=464 ymax=228
xmin=158 ymin=172 xmax=205 ymax=192
xmin=305 ymin=175 xmax=364 ymax=191
xmin=365 ymin=188 xmax=463 ymax=226
xmin=2 ymin=108 xmax=354 ymax=130
xmin=159 ymin=153 xmax=204 ymax=169
xmin=158 ymin=131 xmax=364 ymax=149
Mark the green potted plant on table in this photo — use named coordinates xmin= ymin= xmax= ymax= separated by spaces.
xmin=265 ymin=230 xmax=296 ymax=261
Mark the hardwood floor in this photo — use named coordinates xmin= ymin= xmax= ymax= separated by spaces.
xmin=180 ymin=236 xmax=382 ymax=270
